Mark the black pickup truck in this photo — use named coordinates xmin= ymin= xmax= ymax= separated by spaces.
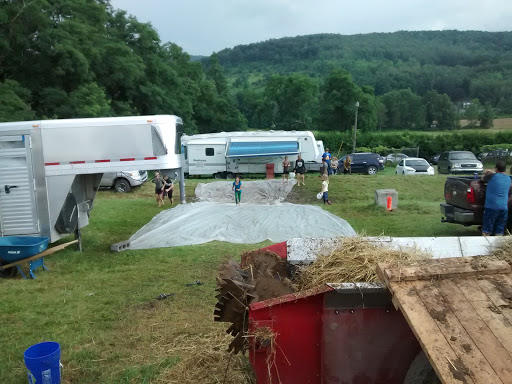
xmin=440 ymin=176 xmax=512 ymax=231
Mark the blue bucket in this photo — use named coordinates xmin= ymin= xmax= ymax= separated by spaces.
xmin=24 ymin=342 xmax=61 ymax=384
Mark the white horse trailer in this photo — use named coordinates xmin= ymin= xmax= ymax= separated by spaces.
xmin=181 ymin=131 xmax=323 ymax=178
xmin=0 ymin=115 xmax=184 ymax=246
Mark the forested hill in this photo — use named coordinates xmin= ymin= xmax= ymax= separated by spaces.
xmin=215 ymin=31 xmax=512 ymax=104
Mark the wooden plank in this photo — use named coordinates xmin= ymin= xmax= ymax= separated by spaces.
xmin=438 ymin=279 xmax=512 ymax=383
xmin=391 ymin=282 xmax=475 ymax=384
xmin=456 ymin=278 xmax=512 ymax=356
xmin=0 ymin=240 xmax=78 ymax=270
xmin=414 ymin=280 xmax=503 ymax=384
xmin=382 ymin=259 xmax=510 ymax=283
xmin=477 ymin=275 xmax=512 ymax=325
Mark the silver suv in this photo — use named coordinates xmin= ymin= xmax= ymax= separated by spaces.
xmin=437 ymin=151 xmax=483 ymax=174
xmin=100 ymin=170 xmax=148 ymax=192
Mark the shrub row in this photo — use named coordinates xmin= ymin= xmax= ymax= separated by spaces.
xmin=314 ymin=130 xmax=512 ymax=158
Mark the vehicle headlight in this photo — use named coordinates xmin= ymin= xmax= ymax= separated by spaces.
xmin=477 ymin=163 xmax=483 ymax=168
xmin=129 ymin=172 xmax=137 ymax=177
xmin=452 ymin=163 xmax=461 ymax=168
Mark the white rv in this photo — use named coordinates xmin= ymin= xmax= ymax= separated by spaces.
xmin=0 ymin=115 xmax=184 ymax=246
xmin=181 ymin=131 xmax=324 ymax=178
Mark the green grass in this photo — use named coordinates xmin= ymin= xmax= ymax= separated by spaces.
xmin=0 ymin=172 xmax=478 ymax=382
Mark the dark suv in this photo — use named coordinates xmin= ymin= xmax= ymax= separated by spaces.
xmin=339 ymin=153 xmax=385 ymax=175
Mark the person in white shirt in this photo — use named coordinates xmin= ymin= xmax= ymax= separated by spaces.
xmin=320 ymin=174 xmax=331 ymax=205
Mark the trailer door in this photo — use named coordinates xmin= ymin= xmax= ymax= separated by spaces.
xmin=0 ymin=135 xmax=39 ymax=235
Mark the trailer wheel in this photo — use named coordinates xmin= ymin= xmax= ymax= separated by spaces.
xmin=0 ymin=261 xmax=18 ymax=278
xmin=114 ymin=178 xmax=131 ymax=193
xmin=213 ymin=173 xmax=223 ymax=179
xmin=226 ymin=172 xmax=234 ymax=179
xmin=403 ymin=350 xmax=441 ymax=384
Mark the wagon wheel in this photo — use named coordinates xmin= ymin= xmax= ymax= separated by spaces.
xmin=0 ymin=260 xmax=18 ymax=278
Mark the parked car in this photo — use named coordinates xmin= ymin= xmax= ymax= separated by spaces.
xmin=100 ymin=170 xmax=148 ymax=192
xmin=429 ymin=154 xmax=440 ymax=165
xmin=396 ymin=158 xmax=435 ymax=175
xmin=386 ymin=153 xmax=408 ymax=163
xmin=339 ymin=153 xmax=385 ymax=175
xmin=480 ymin=148 xmax=511 ymax=163
xmin=437 ymin=151 xmax=483 ymax=174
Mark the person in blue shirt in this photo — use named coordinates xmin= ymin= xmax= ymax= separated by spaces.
xmin=232 ymin=176 xmax=242 ymax=205
xmin=322 ymin=148 xmax=332 ymax=175
xmin=482 ymin=161 xmax=511 ymax=236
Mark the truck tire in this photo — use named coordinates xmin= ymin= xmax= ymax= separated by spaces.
xmin=226 ymin=172 xmax=234 ymax=179
xmin=114 ymin=178 xmax=131 ymax=193
xmin=403 ymin=350 xmax=441 ymax=384
xmin=214 ymin=173 xmax=223 ymax=179
xmin=367 ymin=165 xmax=378 ymax=175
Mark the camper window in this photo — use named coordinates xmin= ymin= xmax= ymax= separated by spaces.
xmin=205 ymin=148 xmax=214 ymax=156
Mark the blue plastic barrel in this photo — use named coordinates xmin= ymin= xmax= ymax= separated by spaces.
xmin=24 ymin=342 xmax=61 ymax=384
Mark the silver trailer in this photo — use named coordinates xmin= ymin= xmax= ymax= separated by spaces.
xmin=181 ymin=131 xmax=323 ymax=178
xmin=0 ymin=115 xmax=184 ymax=245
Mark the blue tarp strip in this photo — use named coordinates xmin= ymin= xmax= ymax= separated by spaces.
xmin=226 ymin=141 xmax=299 ymax=158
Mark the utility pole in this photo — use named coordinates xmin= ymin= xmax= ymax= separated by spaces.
xmin=352 ymin=101 xmax=360 ymax=153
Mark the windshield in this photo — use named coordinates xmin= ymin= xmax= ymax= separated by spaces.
xmin=449 ymin=152 xmax=477 ymax=161
xmin=407 ymin=160 xmax=429 ymax=166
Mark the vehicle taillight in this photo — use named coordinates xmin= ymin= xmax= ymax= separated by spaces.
xmin=467 ymin=187 xmax=475 ymax=204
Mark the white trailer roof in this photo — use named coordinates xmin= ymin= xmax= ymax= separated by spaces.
xmin=0 ymin=115 xmax=182 ymax=132
xmin=182 ymin=130 xmax=315 ymax=141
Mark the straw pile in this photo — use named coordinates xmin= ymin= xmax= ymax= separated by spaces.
xmin=159 ymin=331 xmax=255 ymax=384
xmin=297 ymin=236 xmax=431 ymax=290
xmin=490 ymin=237 xmax=512 ymax=266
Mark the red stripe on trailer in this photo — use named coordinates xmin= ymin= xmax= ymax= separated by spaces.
xmin=95 ymin=159 xmax=111 ymax=163
xmin=144 ymin=156 xmax=157 ymax=160
xmin=70 ymin=161 xmax=86 ymax=164
xmin=45 ymin=162 xmax=60 ymax=166
xmin=120 ymin=158 xmax=135 ymax=161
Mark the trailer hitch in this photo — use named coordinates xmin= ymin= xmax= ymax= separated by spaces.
xmin=4 ymin=185 xmax=18 ymax=194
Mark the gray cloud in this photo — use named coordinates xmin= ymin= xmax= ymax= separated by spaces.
xmin=110 ymin=0 xmax=512 ymax=55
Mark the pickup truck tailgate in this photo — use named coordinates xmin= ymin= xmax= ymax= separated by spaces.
xmin=444 ymin=176 xmax=485 ymax=210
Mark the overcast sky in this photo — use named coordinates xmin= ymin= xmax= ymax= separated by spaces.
xmin=110 ymin=0 xmax=512 ymax=56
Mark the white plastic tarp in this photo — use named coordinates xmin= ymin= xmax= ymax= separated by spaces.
xmin=128 ymin=202 xmax=356 ymax=249
xmin=195 ymin=179 xmax=296 ymax=203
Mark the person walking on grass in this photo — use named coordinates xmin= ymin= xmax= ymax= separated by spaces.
xmin=482 ymin=161 xmax=511 ymax=236
xmin=331 ymin=157 xmax=338 ymax=175
xmin=323 ymin=148 xmax=332 ymax=176
xmin=320 ymin=158 xmax=328 ymax=177
xmin=320 ymin=174 xmax=331 ymax=205
xmin=232 ymin=176 xmax=242 ymax=205
xmin=282 ymin=156 xmax=291 ymax=182
xmin=152 ymin=172 xmax=164 ymax=207
xmin=343 ymin=155 xmax=352 ymax=174
xmin=163 ymin=175 xmax=174 ymax=205
xmin=295 ymin=154 xmax=306 ymax=186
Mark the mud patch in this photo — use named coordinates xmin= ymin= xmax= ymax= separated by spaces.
xmin=461 ymin=343 xmax=472 ymax=353
xmin=449 ymin=357 xmax=471 ymax=383
xmin=450 ymin=336 xmax=458 ymax=342
xmin=470 ymin=258 xmax=489 ymax=270
xmin=487 ymin=277 xmax=512 ymax=303
xmin=488 ymin=304 xmax=502 ymax=315
xmin=429 ymin=307 xmax=448 ymax=323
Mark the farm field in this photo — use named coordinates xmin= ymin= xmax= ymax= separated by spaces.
xmin=0 ymin=171 xmax=483 ymax=383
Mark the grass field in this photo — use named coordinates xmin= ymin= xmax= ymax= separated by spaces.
xmin=0 ymin=171 xmax=481 ymax=383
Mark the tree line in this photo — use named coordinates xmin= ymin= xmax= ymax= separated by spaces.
xmin=0 ymin=0 xmax=245 ymax=133
xmin=0 ymin=2 xmax=501 ymax=134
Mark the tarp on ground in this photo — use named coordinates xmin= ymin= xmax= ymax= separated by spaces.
xmin=195 ymin=179 xmax=296 ymax=204
xmin=128 ymin=202 xmax=356 ymax=249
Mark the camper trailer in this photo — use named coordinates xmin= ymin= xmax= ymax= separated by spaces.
xmin=181 ymin=131 xmax=324 ymax=178
xmin=0 ymin=115 xmax=184 ymax=245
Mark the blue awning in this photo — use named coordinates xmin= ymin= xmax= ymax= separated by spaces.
xmin=226 ymin=141 xmax=299 ymax=158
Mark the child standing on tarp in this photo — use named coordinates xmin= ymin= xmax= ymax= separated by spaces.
xmin=232 ymin=176 xmax=242 ymax=205
xmin=320 ymin=174 xmax=331 ymax=205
